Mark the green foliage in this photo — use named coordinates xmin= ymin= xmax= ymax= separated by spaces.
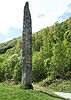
xmin=50 ymin=41 xmax=67 ymax=78
xmin=8 ymin=54 xmax=18 ymax=69
xmin=4 ymin=59 xmax=12 ymax=80
xmin=0 ymin=55 xmax=4 ymax=62
xmin=46 ymin=80 xmax=71 ymax=93
xmin=0 ymin=39 xmax=17 ymax=54
xmin=4 ymin=54 xmax=19 ymax=80
xmin=13 ymin=60 xmax=22 ymax=83
xmin=0 ymin=63 xmax=5 ymax=82
xmin=16 ymin=38 xmax=22 ymax=50
xmin=0 ymin=17 xmax=71 ymax=83
xmin=32 ymin=51 xmax=47 ymax=81
xmin=67 ymin=17 xmax=71 ymax=30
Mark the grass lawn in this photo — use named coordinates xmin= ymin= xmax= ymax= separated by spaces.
xmin=46 ymin=80 xmax=71 ymax=93
xmin=0 ymin=83 xmax=69 ymax=100
xmin=35 ymin=80 xmax=71 ymax=93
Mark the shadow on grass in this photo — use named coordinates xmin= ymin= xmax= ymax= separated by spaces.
xmin=39 ymin=91 xmax=68 ymax=100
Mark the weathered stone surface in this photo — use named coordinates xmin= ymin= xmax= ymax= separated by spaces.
xmin=22 ymin=2 xmax=32 ymax=87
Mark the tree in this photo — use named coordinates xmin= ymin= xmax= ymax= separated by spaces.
xmin=32 ymin=51 xmax=47 ymax=81
xmin=13 ymin=61 xmax=22 ymax=84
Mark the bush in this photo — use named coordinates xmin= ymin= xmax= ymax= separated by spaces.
xmin=32 ymin=52 xmax=47 ymax=81
xmin=0 ymin=63 xmax=5 ymax=82
xmin=13 ymin=61 xmax=22 ymax=83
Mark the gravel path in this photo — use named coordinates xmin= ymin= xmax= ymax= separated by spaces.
xmin=54 ymin=92 xmax=71 ymax=99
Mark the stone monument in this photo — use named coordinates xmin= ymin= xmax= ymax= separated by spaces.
xmin=22 ymin=2 xmax=32 ymax=89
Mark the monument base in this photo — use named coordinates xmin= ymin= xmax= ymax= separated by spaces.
xmin=25 ymin=84 xmax=33 ymax=89
xmin=22 ymin=84 xmax=33 ymax=89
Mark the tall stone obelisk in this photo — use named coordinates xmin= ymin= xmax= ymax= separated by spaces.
xmin=22 ymin=2 xmax=32 ymax=88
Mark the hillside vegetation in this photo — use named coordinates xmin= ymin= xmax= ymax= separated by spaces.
xmin=35 ymin=79 xmax=71 ymax=93
xmin=0 ymin=17 xmax=71 ymax=85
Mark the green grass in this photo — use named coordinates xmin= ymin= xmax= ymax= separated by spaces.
xmin=36 ymin=80 xmax=71 ymax=93
xmin=47 ymin=80 xmax=71 ymax=93
xmin=0 ymin=83 xmax=69 ymax=100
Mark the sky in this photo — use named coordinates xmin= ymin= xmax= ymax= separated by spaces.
xmin=0 ymin=0 xmax=71 ymax=43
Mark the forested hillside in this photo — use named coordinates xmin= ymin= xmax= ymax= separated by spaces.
xmin=0 ymin=17 xmax=71 ymax=84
